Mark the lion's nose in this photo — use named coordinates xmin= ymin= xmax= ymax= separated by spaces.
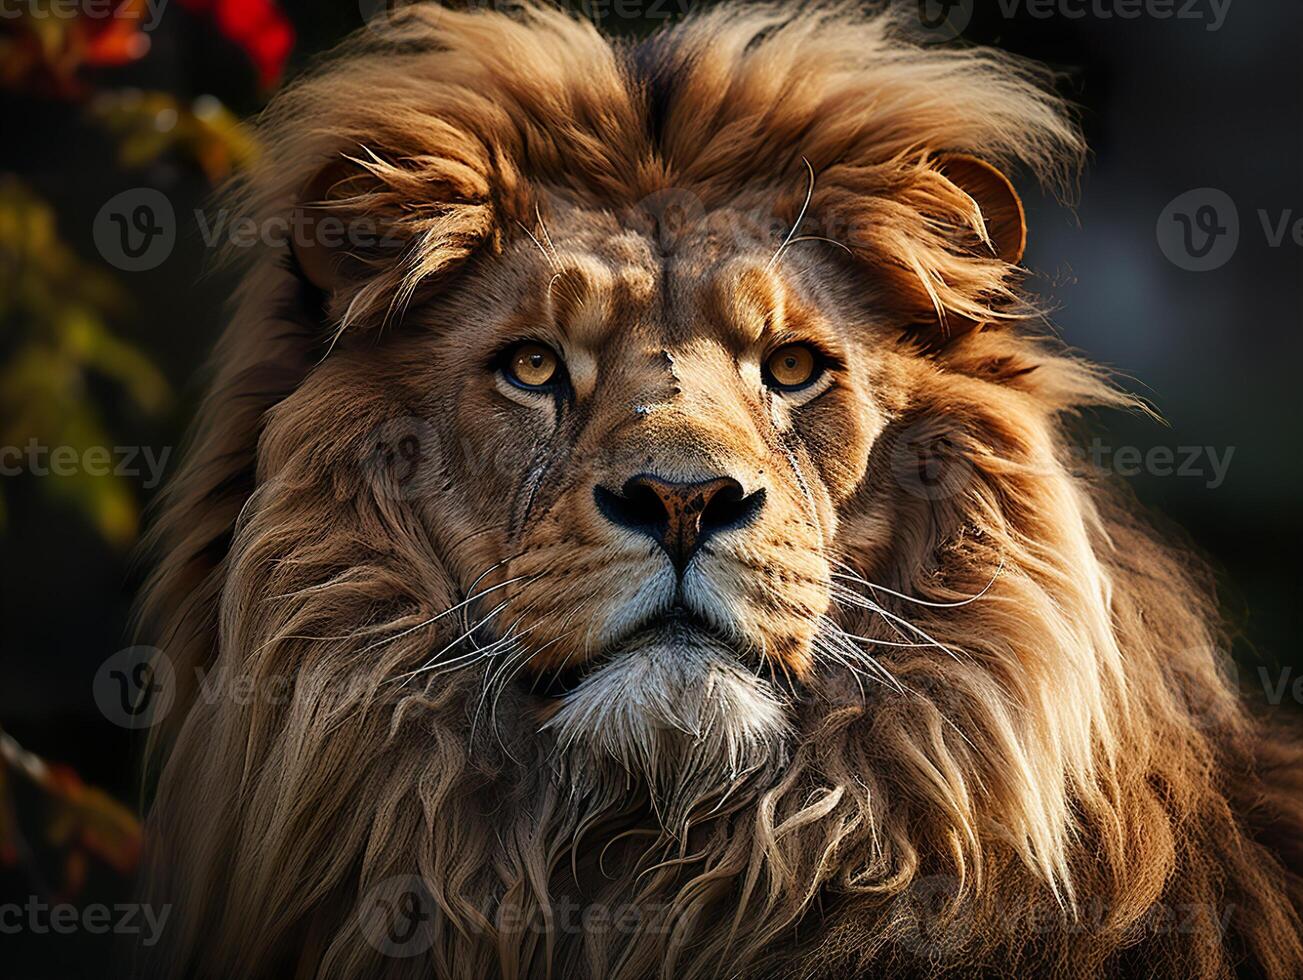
xmin=594 ymin=473 xmax=765 ymax=572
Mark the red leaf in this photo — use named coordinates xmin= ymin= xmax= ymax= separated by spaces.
xmin=179 ymin=0 xmax=294 ymax=88
xmin=81 ymin=0 xmax=153 ymax=66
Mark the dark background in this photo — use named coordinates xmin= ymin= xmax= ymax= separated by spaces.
xmin=1 ymin=0 xmax=1299 ymax=974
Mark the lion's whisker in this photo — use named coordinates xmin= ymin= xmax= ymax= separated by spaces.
xmin=416 ymin=618 xmax=525 ymax=677
xmin=392 ymin=597 xmax=517 ymax=682
xmin=399 ymin=570 xmax=557 ymax=683
xmin=766 ymin=155 xmax=817 ymax=273
xmin=514 ymin=217 xmax=559 ymax=271
xmin=534 ymin=593 xmax=603 ymax=696
xmin=474 ymin=645 xmax=534 ymax=755
xmin=459 ymin=553 xmax=530 ymax=638
xmin=534 ymin=201 xmax=560 ymax=262
xmin=813 ymin=627 xmax=905 ymax=695
xmin=812 ymin=638 xmax=869 ymax=702
xmin=827 ymin=594 xmax=965 ymax=662
xmin=480 ymin=623 xmax=586 ymax=747
xmin=425 ymin=626 xmax=532 ymax=681
xmin=418 ymin=584 xmax=561 ymax=682
xmin=781 ymin=444 xmax=824 ymax=546
xmin=359 ymin=574 xmax=533 ymax=660
xmin=782 ymin=234 xmax=852 ymax=256
xmin=829 ymin=555 xmax=1005 ymax=608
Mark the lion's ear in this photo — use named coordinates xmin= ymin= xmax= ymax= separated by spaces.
xmin=935 ymin=153 xmax=1026 ymax=265
xmin=903 ymin=154 xmax=1028 ymax=351
xmin=290 ymin=159 xmax=367 ymax=293
xmin=288 ymin=149 xmax=496 ymax=325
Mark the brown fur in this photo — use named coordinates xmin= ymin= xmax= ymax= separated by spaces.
xmin=136 ymin=3 xmax=1303 ymax=978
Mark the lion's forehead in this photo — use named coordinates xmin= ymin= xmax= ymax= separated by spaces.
xmin=517 ymin=211 xmax=828 ymax=361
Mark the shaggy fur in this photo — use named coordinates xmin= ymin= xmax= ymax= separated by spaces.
xmin=136 ymin=3 xmax=1303 ymax=978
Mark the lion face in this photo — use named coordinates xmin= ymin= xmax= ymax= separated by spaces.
xmin=142 ymin=8 xmax=1299 ymax=979
xmin=377 ymin=200 xmax=888 ymax=782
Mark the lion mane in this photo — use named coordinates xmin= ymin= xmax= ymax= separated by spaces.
xmin=136 ymin=3 xmax=1303 ymax=978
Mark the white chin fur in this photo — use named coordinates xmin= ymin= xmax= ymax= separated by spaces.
xmin=541 ymin=628 xmax=790 ymax=815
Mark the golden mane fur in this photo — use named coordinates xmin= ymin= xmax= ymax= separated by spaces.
xmin=136 ymin=3 xmax=1303 ymax=978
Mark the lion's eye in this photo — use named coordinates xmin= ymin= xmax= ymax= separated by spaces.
xmin=504 ymin=342 xmax=561 ymax=389
xmin=763 ymin=344 xmax=820 ymax=391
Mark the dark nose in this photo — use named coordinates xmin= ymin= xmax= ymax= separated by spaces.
xmin=594 ymin=474 xmax=766 ymax=571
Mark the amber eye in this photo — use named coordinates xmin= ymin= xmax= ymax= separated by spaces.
xmin=764 ymin=344 xmax=820 ymax=391
xmin=504 ymin=342 xmax=561 ymax=389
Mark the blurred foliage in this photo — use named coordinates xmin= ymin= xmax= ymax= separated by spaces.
xmin=0 ymin=0 xmax=292 ymax=98
xmin=0 ymin=176 xmax=169 ymax=545
xmin=0 ymin=0 xmax=153 ymax=98
xmin=0 ymin=0 xmax=278 ymax=544
xmin=0 ymin=0 xmax=288 ymax=940
xmin=177 ymin=0 xmax=294 ymax=90
xmin=0 ymin=729 xmax=142 ymax=900
xmin=90 ymin=89 xmax=260 ymax=183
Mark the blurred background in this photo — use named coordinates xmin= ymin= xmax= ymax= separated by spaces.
xmin=0 ymin=0 xmax=1299 ymax=974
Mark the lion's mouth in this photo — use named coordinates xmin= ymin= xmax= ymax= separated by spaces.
xmin=531 ymin=605 xmax=739 ymax=699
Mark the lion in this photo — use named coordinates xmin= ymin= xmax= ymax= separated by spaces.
xmin=134 ymin=3 xmax=1303 ymax=978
